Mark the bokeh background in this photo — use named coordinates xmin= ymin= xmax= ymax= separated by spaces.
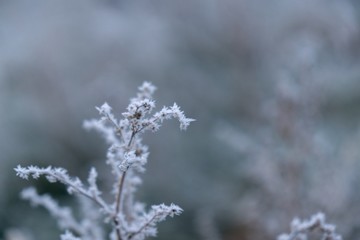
xmin=1 ymin=0 xmax=360 ymax=239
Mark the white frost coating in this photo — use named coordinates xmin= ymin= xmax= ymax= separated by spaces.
xmin=277 ymin=212 xmax=342 ymax=240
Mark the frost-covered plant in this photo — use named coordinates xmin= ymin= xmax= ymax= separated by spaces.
xmin=15 ymin=82 xmax=194 ymax=240
xmin=277 ymin=213 xmax=342 ymax=240
xmin=214 ymin=16 xmax=358 ymax=238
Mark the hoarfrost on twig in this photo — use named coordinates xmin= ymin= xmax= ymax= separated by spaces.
xmin=277 ymin=212 xmax=342 ymax=240
xmin=15 ymin=82 xmax=194 ymax=240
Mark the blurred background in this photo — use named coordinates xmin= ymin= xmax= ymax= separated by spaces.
xmin=1 ymin=0 xmax=360 ymax=239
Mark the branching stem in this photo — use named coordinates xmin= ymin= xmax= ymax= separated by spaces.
xmin=127 ymin=214 xmax=157 ymax=239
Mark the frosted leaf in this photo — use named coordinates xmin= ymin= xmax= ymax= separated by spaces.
xmin=139 ymin=81 xmax=156 ymax=94
xmin=96 ymin=102 xmax=111 ymax=113
xmin=87 ymin=167 xmax=102 ymax=197
xmin=137 ymin=81 xmax=157 ymax=100
xmin=21 ymin=187 xmax=83 ymax=234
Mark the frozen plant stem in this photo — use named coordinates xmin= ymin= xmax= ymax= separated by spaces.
xmin=114 ymin=171 xmax=126 ymax=240
xmin=15 ymin=82 xmax=194 ymax=240
xmin=114 ymin=130 xmax=136 ymax=240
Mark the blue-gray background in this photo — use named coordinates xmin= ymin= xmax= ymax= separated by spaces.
xmin=1 ymin=0 xmax=360 ymax=239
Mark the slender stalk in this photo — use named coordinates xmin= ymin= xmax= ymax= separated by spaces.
xmin=115 ymin=172 xmax=127 ymax=214
xmin=128 ymin=131 xmax=136 ymax=148
xmin=106 ymin=113 xmax=124 ymax=142
xmin=114 ymin=172 xmax=126 ymax=240
xmin=44 ymin=171 xmax=111 ymax=214
xmin=114 ymin=130 xmax=137 ymax=240
xmin=127 ymin=213 xmax=157 ymax=239
xmin=114 ymin=220 xmax=122 ymax=240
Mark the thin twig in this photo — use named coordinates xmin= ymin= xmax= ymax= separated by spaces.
xmin=113 ymin=171 xmax=127 ymax=240
xmin=128 ymin=131 xmax=136 ymax=148
xmin=113 ymin=130 xmax=137 ymax=240
xmin=127 ymin=214 xmax=157 ymax=239
xmin=106 ymin=113 xmax=124 ymax=142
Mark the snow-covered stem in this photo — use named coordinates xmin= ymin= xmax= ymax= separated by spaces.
xmin=277 ymin=213 xmax=342 ymax=240
xmin=114 ymin=171 xmax=127 ymax=240
xmin=14 ymin=165 xmax=111 ymax=215
xmin=14 ymin=82 xmax=194 ymax=240
xmin=126 ymin=203 xmax=183 ymax=240
xmin=21 ymin=187 xmax=84 ymax=235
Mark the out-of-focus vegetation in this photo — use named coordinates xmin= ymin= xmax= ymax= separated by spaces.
xmin=1 ymin=0 xmax=360 ymax=239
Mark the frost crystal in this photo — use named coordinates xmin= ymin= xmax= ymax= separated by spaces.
xmin=278 ymin=212 xmax=342 ymax=240
xmin=15 ymin=82 xmax=193 ymax=240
